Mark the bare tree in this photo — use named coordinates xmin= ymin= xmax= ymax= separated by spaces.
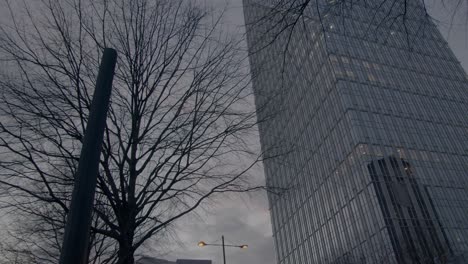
xmin=0 ymin=0 xmax=275 ymax=263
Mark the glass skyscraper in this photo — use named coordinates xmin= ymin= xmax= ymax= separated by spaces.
xmin=243 ymin=0 xmax=468 ymax=263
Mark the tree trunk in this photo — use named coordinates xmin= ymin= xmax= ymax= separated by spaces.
xmin=118 ymin=238 xmax=135 ymax=264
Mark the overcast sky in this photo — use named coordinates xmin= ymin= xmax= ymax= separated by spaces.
xmin=160 ymin=1 xmax=468 ymax=264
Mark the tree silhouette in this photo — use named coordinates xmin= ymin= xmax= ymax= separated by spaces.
xmin=0 ymin=0 xmax=277 ymax=263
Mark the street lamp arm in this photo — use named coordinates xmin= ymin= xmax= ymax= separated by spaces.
xmin=225 ymin=244 xmax=247 ymax=248
xmin=200 ymin=243 xmax=222 ymax=247
xmin=202 ymin=243 xmax=245 ymax=248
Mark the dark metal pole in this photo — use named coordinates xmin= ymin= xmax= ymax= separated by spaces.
xmin=59 ymin=48 xmax=117 ymax=264
xmin=222 ymin=235 xmax=226 ymax=264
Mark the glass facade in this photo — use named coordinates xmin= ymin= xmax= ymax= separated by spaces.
xmin=243 ymin=0 xmax=468 ymax=263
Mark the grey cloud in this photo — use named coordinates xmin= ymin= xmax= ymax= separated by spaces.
xmin=162 ymin=196 xmax=276 ymax=264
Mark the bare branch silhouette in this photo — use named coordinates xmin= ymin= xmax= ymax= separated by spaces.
xmin=0 ymin=0 xmax=286 ymax=263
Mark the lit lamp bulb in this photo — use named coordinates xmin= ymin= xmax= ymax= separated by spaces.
xmin=240 ymin=245 xmax=248 ymax=249
xmin=198 ymin=241 xmax=206 ymax=247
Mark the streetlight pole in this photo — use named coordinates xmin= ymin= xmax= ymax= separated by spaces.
xmin=59 ymin=48 xmax=117 ymax=264
xmin=222 ymin=235 xmax=226 ymax=264
xmin=198 ymin=235 xmax=247 ymax=264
